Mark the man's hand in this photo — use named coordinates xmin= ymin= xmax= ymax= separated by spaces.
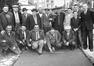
xmin=66 ymin=42 xmax=69 ymax=46
xmin=2 ymin=40 xmax=6 ymax=42
xmin=1 ymin=30 xmax=5 ymax=35
xmin=74 ymin=28 xmax=78 ymax=31
xmin=28 ymin=44 xmax=31 ymax=47
xmin=19 ymin=41 xmax=23 ymax=44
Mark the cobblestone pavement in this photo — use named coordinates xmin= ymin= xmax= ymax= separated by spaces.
xmin=0 ymin=54 xmax=20 ymax=66
xmin=14 ymin=49 xmax=93 ymax=66
xmin=82 ymin=49 xmax=94 ymax=64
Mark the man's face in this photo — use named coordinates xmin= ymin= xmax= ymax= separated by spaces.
xmin=83 ymin=4 xmax=88 ymax=11
xmin=34 ymin=26 xmax=39 ymax=30
xmin=13 ymin=7 xmax=18 ymax=12
xmin=68 ymin=9 xmax=72 ymax=14
xmin=45 ymin=10 xmax=49 ymax=14
xmin=23 ymin=11 xmax=27 ymax=14
xmin=74 ymin=6 xmax=79 ymax=11
xmin=73 ymin=12 xmax=78 ymax=17
xmin=21 ymin=26 xmax=26 ymax=31
xmin=3 ymin=6 xmax=9 ymax=13
xmin=32 ymin=11 xmax=37 ymax=15
xmin=38 ymin=8 xmax=43 ymax=13
xmin=6 ymin=26 xmax=12 ymax=32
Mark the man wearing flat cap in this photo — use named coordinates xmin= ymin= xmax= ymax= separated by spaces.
xmin=0 ymin=5 xmax=14 ymax=34
xmin=22 ymin=8 xmax=31 ymax=26
xmin=26 ymin=9 xmax=42 ymax=30
xmin=12 ymin=4 xmax=22 ymax=31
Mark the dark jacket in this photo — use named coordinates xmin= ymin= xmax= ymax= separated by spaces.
xmin=12 ymin=11 xmax=22 ymax=27
xmin=80 ymin=9 xmax=94 ymax=30
xmin=29 ymin=29 xmax=44 ymax=41
xmin=16 ymin=29 xmax=30 ymax=44
xmin=26 ymin=14 xmax=42 ymax=30
xmin=0 ymin=12 xmax=14 ymax=30
xmin=71 ymin=17 xmax=81 ymax=29
xmin=22 ymin=13 xmax=31 ymax=26
xmin=0 ymin=31 xmax=17 ymax=50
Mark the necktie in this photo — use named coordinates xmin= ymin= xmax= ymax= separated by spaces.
xmin=36 ymin=31 xmax=40 ymax=40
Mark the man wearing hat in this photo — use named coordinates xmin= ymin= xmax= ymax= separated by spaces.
xmin=0 ymin=25 xmax=21 ymax=55
xmin=22 ymin=8 xmax=31 ymax=26
xmin=0 ymin=5 xmax=14 ymax=33
xmin=12 ymin=4 xmax=22 ymax=31
xmin=26 ymin=9 xmax=42 ymax=30
xmin=62 ymin=26 xmax=76 ymax=50
xmin=29 ymin=25 xmax=44 ymax=55
xmin=40 ymin=9 xmax=52 ymax=33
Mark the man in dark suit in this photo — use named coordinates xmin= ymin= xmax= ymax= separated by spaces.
xmin=26 ymin=9 xmax=42 ymax=30
xmin=29 ymin=25 xmax=44 ymax=55
xmin=12 ymin=4 xmax=22 ymax=31
xmin=0 ymin=25 xmax=21 ymax=55
xmin=0 ymin=5 xmax=14 ymax=33
xmin=40 ymin=9 xmax=52 ymax=33
xmin=16 ymin=26 xmax=30 ymax=51
xmin=71 ymin=11 xmax=82 ymax=48
xmin=53 ymin=9 xmax=65 ymax=34
xmin=22 ymin=8 xmax=31 ymax=26
xmin=80 ymin=4 xmax=94 ymax=51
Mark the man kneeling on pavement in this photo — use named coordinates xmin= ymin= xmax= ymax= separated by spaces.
xmin=46 ymin=28 xmax=62 ymax=53
xmin=62 ymin=26 xmax=76 ymax=50
xmin=0 ymin=25 xmax=21 ymax=55
xmin=16 ymin=26 xmax=30 ymax=51
xmin=28 ymin=25 xmax=45 ymax=55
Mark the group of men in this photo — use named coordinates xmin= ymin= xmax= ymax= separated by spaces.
xmin=0 ymin=3 xmax=94 ymax=56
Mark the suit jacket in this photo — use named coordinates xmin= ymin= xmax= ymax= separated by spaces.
xmin=71 ymin=17 xmax=80 ymax=29
xmin=0 ymin=31 xmax=17 ymax=49
xmin=62 ymin=30 xmax=75 ymax=43
xmin=16 ymin=29 xmax=30 ymax=44
xmin=26 ymin=14 xmax=42 ymax=30
xmin=12 ymin=11 xmax=22 ymax=27
xmin=46 ymin=30 xmax=61 ymax=43
xmin=80 ymin=9 xmax=94 ymax=30
xmin=29 ymin=29 xmax=44 ymax=41
xmin=22 ymin=13 xmax=31 ymax=26
xmin=41 ymin=13 xmax=51 ymax=28
xmin=60 ymin=12 xmax=65 ymax=26
xmin=0 ymin=12 xmax=14 ymax=30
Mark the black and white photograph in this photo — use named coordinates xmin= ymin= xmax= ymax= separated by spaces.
xmin=0 ymin=0 xmax=94 ymax=66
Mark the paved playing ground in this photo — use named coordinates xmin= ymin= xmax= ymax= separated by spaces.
xmin=14 ymin=49 xmax=93 ymax=66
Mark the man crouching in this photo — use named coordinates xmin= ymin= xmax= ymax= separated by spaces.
xmin=62 ymin=26 xmax=76 ymax=50
xmin=0 ymin=25 xmax=21 ymax=55
xmin=28 ymin=25 xmax=44 ymax=55
xmin=46 ymin=28 xmax=62 ymax=53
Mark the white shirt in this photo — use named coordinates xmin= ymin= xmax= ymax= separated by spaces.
xmin=64 ymin=13 xmax=73 ymax=27
xmin=36 ymin=31 xmax=40 ymax=40
xmin=22 ymin=31 xmax=26 ymax=41
xmin=33 ymin=15 xmax=37 ymax=24
xmin=39 ymin=13 xmax=42 ymax=17
xmin=14 ymin=12 xmax=20 ymax=24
